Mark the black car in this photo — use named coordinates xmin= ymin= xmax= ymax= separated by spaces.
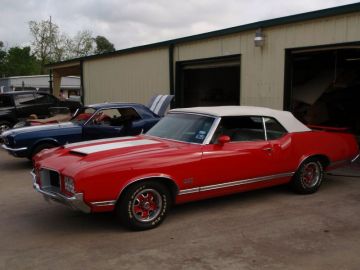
xmin=0 ymin=91 xmax=81 ymax=132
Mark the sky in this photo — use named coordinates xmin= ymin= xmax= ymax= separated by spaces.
xmin=0 ymin=0 xmax=359 ymax=51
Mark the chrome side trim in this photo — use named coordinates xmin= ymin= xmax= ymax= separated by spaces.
xmin=178 ymin=172 xmax=295 ymax=195
xmin=178 ymin=187 xmax=200 ymax=195
xmin=90 ymin=200 xmax=116 ymax=207
xmin=2 ymin=144 xmax=27 ymax=152
xmin=351 ymin=153 xmax=360 ymax=163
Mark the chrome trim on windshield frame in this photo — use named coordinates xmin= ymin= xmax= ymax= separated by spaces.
xmin=178 ymin=172 xmax=295 ymax=195
xmin=203 ymin=117 xmax=221 ymax=145
xmin=262 ymin=117 xmax=268 ymax=141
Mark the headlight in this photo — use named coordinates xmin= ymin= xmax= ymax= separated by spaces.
xmin=64 ymin=176 xmax=75 ymax=194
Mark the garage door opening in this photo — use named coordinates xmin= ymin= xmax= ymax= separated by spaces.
xmin=285 ymin=47 xmax=360 ymax=136
xmin=176 ymin=55 xmax=240 ymax=108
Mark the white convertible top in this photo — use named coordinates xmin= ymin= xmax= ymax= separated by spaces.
xmin=170 ymin=106 xmax=310 ymax=133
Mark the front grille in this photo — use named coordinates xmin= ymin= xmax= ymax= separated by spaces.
xmin=1 ymin=136 xmax=8 ymax=145
xmin=40 ymin=169 xmax=61 ymax=193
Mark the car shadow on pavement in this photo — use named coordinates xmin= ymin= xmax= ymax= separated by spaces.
xmin=0 ymin=158 xmax=32 ymax=171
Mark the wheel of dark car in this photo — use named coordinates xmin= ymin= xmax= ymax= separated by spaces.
xmin=30 ymin=142 xmax=57 ymax=159
xmin=117 ymin=181 xmax=171 ymax=230
xmin=291 ymin=158 xmax=324 ymax=194
xmin=0 ymin=121 xmax=12 ymax=133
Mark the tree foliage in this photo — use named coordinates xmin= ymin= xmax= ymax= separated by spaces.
xmin=29 ymin=20 xmax=60 ymax=73
xmin=0 ymin=19 xmax=116 ymax=76
xmin=0 ymin=41 xmax=7 ymax=77
xmin=0 ymin=44 xmax=40 ymax=77
xmin=94 ymin=36 xmax=115 ymax=54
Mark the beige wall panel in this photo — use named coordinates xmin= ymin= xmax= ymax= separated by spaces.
xmin=82 ymin=11 xmax=360 ymax=110
xmin=83 ymin=47 xmax=169 ymax=105
xmin=177 ymin=38 xmax=223 ymax=61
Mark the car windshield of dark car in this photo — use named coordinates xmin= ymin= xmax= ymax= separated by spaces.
xmin=146 ymin=113 xmax=215 ymax=144
xmin=71 ymin=107 xmax=96 ymax=124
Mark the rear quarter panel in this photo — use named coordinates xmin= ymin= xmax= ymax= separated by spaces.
xmin=290 ymin=131 xmax=358 ymax=169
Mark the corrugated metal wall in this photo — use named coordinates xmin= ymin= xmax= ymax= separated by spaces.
xmin=83 ymin=12 xmax=360 ymax=109
xmin=83 ymin=47 xmax=169 ymax=105
xmin=174 ymin=13 xmax=360 ymax=109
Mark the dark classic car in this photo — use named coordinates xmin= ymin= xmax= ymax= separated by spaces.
xmin=1 ymin=102 xmax=165 ymax=159
xmin=0 ymin=91 xmax=82 ymax=132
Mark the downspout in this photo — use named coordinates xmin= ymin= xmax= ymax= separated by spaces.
xmin=168 ymin=43 xmax=175 ymax=108
xmin=80 ymin=60 xmax=85 ymax=104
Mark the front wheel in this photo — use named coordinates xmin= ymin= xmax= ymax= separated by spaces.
xmin=291 ymin=158 xmax=324 ymax=194
xmin=117 ymin=181 xmax=171 ymax=230
xmin=0 ymin=120 xmax=12 ymax=133
xmin=30 ymin=142 xmax=57 ymax=160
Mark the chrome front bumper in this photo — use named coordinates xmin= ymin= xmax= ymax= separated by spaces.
xmin=31 ymin=170 xmax=90 ymax=213
xmin=2 ymin=144 xmax=27 ymax=152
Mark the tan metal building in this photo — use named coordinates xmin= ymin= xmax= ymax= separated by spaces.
xmin=48 ymin=3 xmax=360 ymax=135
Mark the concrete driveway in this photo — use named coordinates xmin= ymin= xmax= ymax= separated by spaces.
xmin=0 ymin=149 xmax=359 ymax=270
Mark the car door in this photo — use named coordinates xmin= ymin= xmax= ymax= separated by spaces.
xmin=33 ymin=93 xmax=58 ymax=117
xmin=199 ymin=116 xmax=287 ymax=192
xmin=13 ymin=93 xmax=38 ymax=119
xmin=82 ymin=108 xmax=125 ymax=140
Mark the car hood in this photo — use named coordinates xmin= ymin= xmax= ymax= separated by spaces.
xmin=34 ymin=135 xmax=202 ymax=177
xmin=2 ymin=122 xmax=80 ymax=137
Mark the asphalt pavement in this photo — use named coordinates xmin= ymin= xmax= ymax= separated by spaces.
xmin=0 ymin=149 xmax=359 ymax=270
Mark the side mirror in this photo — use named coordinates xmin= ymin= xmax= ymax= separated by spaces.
xmin=217 ymin=135 xmax=230 ymax=146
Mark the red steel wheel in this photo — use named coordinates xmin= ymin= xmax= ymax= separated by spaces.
xmin=291 ymin=158 xmax=324 ymax=194
xmin=117 ymin=181 xmax=171 ymax=230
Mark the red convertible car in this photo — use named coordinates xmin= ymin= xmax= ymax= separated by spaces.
xmin=32 ymin=106 xmax=359 ymax=230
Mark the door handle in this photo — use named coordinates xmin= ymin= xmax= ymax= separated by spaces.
xmin=263 ymin=147 xmax=273 ymax=152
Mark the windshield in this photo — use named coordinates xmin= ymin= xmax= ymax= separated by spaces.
xmin=146 ymin=113 xmax=215 ymax=144
xmin=71 ymin=107 xmax=96 ymax=124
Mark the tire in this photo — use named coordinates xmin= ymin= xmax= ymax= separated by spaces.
xmin=117 ymin=181 xmax=171 ymax=230
xmin=291 ymin=158 xmax=324 ymax=194
xmin=30 ymin=142 xmax=57 ymax=159
xmin=0 ymin=120 xmax=12 ymax=133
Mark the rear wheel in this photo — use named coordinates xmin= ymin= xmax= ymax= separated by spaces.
xmin=291 ymin=158 xmax=324 ymax=194
xmin=117 ymin=181 xmax=171 ymax=230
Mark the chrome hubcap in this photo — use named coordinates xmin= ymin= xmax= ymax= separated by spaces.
xmin=0 ymin=124 xmax=10 ymax=133
xmin=132 ymin=189 xmax=162 ymax=223
xmin=301 ymin=162 xmax=321 ymax=188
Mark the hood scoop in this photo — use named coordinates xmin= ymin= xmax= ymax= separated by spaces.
xmin=69 ymin=139 xmax=160 ymax=155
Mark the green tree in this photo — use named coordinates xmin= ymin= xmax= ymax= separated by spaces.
xmin=94 ymin=35 xmax=115 ymax=54
xmin=29 ymin=19 xmax=61 ymax=73
xmin=0 ymin=41 xmax=7 ymax=77
xmin=5 ymin=46 xmax=40 ymax=76
xmin=67 ymin=30 xmax=94 ymax=58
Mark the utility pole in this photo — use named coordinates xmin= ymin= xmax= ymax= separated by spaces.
xmin=48 ymin=15 xmax=53 ymax=94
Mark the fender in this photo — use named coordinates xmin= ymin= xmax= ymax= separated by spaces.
xmin=30 ymin=138 xmax=60 ymax=153
xmin=296 ymin=153 xmax=330 ymax=172
xmin=116 ymin=173 xmax=179 ymax=203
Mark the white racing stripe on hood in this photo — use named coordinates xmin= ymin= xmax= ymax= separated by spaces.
xmin=70 ymin=139 xmax=159 ymax=155
xmin=64 ymin=136 xmax=134 ymax=148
